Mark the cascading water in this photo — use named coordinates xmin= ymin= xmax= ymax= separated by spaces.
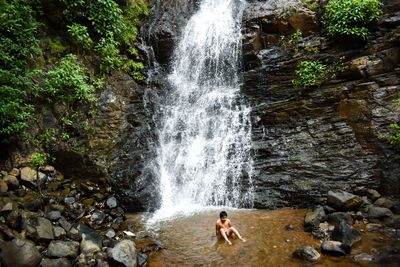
xmin=153 ymin=0 xmax=253 ymax=219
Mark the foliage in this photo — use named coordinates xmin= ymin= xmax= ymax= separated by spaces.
xmin=0 ymin=0 xmax=40 ymax=141
xmin=379 ymin=100 xmax=400 ymax=158
xmin=292 ymin=60 xmax=327 ymax=89
xmin=322 ymin=0 xmax=383 ymax=40
xmin=67 ymin=23 xmax=93 ymax=50
xmin=38 ymin=54 xmax=96 ymax=104
xmin=303 ymin=0 xmax=319 ymax=11
xmin=49 ymin=38 xmax=67 ymax=57
xmin=29 ymin=152 xmax=52 ymax=169
xmin=95 ymin=34 xmax=123 ymax=73
xmin=289 ymin=30 xmax=302 ymax=56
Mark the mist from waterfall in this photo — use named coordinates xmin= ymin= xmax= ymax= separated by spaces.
xmin=152 ymin=0 xmax=253 ymax=220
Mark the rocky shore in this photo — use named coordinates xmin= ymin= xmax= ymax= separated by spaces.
xmin=294 ymin=188 xmax=400 ymax=264
xmin=0 ymin=166 xmax=159 ymax=267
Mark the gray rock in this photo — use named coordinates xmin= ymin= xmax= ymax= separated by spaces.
xmin=383 ymin=214 xmax=400 ymax=227
xmin=1 ymin=200 xmax=18 ymax=214
xmin=40 ymin=165 xmax=55 ymax=174
xmin=20 ymin=167 xmax=37 ymax=185
xmin=23 ymin=198 xmax=43 ymax=212
xmin=367 ymin=189 xmax=381 ymax=201
xmin=46 ymin=210 xmax=62 ymax=221
xmin=0 ymin=179 xmax=8 ymax=192
xmin=368 ymin=206 xmax=393 ymax=220
xmin=54 ymin=226 xmax=67 ymax=239
xmin=328 ymin=212 xmax=354 ymax=225
xmin=137 ymin=253 xmax=148 ymax=266
xmin=59 ymin=216 xmax=73 ymax=232
xmin=321 ymin=240 xmax=347 ymax=255
xmin=141 ymin=246 xmax=151 ymax=253
xmin=3 ymin=175 xmax=20 ymax=189
xmin=78 ymin=224 xmax=102 ymax=255
xmin=353 ymin=253 xmax=374 ymax=262
xmin=91 ymin=212 xmax=106 ymax=225
xmin=10 ymin=168 xmax=20 ymax=177
xmin=68 ymin=227 xmax=81 ymax=241
xmin=47 ymin=240 xmax=79 ymax=258
xmin=7 ymin=210 xmax=22 ymax=229
xmin=304 ymin=206 xmax=326 ymax=232
xmin=374 ymin=198 xmax=394 ymax=209
xmin=96 ymin=259 xmax=110 ymax=267
xmin=365 ymin=223 xmax=382 ymax=232
xmin=327 ymin=190 xmax=362 ymax=210
xmin=332 ymin=221 xmax=361 ymax=248
xmin=64 ymin=197 xmax=75 ymax=205
xmin=106 ymin=229 xmax=116 ymax=239
xmin=109 ymin=239 xmax=137 ymax=267
xmin=23 ymin=216 xmax=54 ymax=242
xmin=40 ymin=258 xmax=71 ymax=267
xmin=293 ymin=246 xmax=321 ymax=262
xmin=106 ymin=197 xmax=118 ymax=209
xmin=0 ymin=239 xmax=42 ymax=267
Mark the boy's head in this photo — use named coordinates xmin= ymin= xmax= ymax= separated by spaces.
xmin=220 ymin=211 xmax=228 ymax=222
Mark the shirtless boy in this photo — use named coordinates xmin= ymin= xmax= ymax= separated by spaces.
xmin=216 ymin=211 xmax=246 ymax=245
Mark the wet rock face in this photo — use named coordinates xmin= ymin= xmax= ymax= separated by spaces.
xmin=243 ymin=1 xmax=400 ymax=208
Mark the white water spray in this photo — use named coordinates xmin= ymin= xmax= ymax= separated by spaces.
xmin=153 ymin=0 xmax=253 ymax=220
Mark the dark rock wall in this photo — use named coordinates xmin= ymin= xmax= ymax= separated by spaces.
xmin=243 ymin=0 xmax=400 ymax=208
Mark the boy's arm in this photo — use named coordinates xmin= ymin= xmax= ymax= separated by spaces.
xmin=216 ymin=222 xmax=220 ymax=235
xmin=228 ymin=219 xmax=232 ymax=227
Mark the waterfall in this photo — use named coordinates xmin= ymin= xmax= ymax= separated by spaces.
xmin=153 ymin=0 xmax=253 ymax=218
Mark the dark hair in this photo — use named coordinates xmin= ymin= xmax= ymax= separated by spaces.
xmin=220 ymin=211 xmax=227 ymax=218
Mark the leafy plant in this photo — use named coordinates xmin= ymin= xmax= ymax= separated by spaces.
xmin=303 ymin=0 xmax=319 ymax=11
xmin=292 ymin=60 xmax=327 ymax=89
xmin=322 ymin=0 xmax=383 ymax=40
xmin=49 ymin=38 xmax=67 ymax=57
xmin=67 ymin=23 xmax=93 ymax=50
xmin=379 ymin=100 xmax=400 ymax=158
xmin=289 ymin=30 xmax=303 ymax=56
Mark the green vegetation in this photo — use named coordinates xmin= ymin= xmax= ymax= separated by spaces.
xmin=0 ymin=0 xmax=148 ymax=146
xmin=303 ymin=0 xmax=319 ymax=11
xmin=379 ymin=100 xmax=400 ymax=158
xmin=292 ymin=58 xmax=347 ymax=89
xmin=322 ymin=0 xmax=383 ymax=40
xmin=289 ymin=30 xmax=303 ymax=57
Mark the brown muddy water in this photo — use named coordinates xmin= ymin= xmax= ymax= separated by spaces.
xmin=127 ymin=208 xmax=397 ymax=267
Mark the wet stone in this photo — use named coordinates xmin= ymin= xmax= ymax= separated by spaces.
xmin=9 ymin=168 xmax=20 ymax=177
xmin=23 ymin=198 xmax=43 ymax=212
xmin=20 ymin=167 xmax=37 ymax=185
xmin=68 ymin=227 xmax=81 ymax=241
xmin=374 ymin=198 xmax=395 ymax=209
xmin=54 ymin=226 xmax=67 ymax=239
xmin=353 ymin=253 xmax=374 ymax=262
xmin=59 ymin=217 xmax=73 ymax=232
xmin=64 ymin=197 xmax=75 ymax=205
xmin=47 ymin=240 xmax=79 ymax=258
xmin=293 ymin=246 xmax=321 ymax=262
xmin=321 ymin=240 xmax=348 ymax=255
xmin=7 ymin=210 xmax=21 ymax=229
xmin=91 ymin=212 xmax=106 ymax=225
xmin=328 ymin=212 xmax=354 ymax=225
xmin=3 ymin=175 xmax=19 ymax=189
xmin=1 ymin=200 xmax=18 ymax=214
xmin=368 ymin=206 xmax=393 ymax=220
xmin=46 ymin=210 xmax=61 ymax=221
xmin=141 ymin=246 xmax=151 ymax=253
xmin=23 ymin=216 xmax=54 ymax=242
xmin=367 ymin=189 xmax=381 ymax=201
xmin=40 ymin=258 xmax=71 ymax=267
xmin=106 ymin=229 xmax=116 ymax=239
xmin=0 ymin=239 xmax=42 ymax=267
xmin=310 ymin=229 xmax=325 ymax=240
xmin=327 ymin=190 xmax=362 ymax=210
xmin=106 ymin=197 xmax=118 ymax=209
xmin=137 ymin=253 xmax=148 ymax=266
xmin=78 ymin=224 xmax=102 ymax=255
xmin=109 ymin=239 xmax=137 ymax=267
xmin=304 ymin=206 xmax=326 ymax=232
xmin=0 ymin=179 xmax=8 ymax=193
xmin=284 ymin=224 xmax=295 ymax=230
xmin=332 ymin=221 xmax=361 ymax=248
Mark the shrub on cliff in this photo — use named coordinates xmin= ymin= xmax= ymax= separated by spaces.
xmin=322 ymin=0 xmax=383 ymax=40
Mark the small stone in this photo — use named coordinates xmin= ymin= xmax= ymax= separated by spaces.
xmin=353 ymin=253 xmax=374 ymax=262
xmin=141 ymin=246 xmax=151 ymax=253
xmin=3 ymin=175 xmax=19 ymax=189
xmin=0 ymin=239 xmax=42 ymax=267
xmin=23 ymin=216 xmax=54 ymax=242
xmin=1 ymin=200 xmax=18 ymax=214
xmin=20 ymin=167 xmax=37 ymax=185
xmin=59 ymin=216 xmax=73 ymax=232
xmin=68 ymin=227 xmax=81 ymax=241
xmin=109 ymin=239 xmax=137 ymax=267
xmin=368 ymin=206 xmax=393 ymax=220
xmin=46 ymin=210 xmax=62 ymax=221
xmin=123 ymin=230 xmax=136 ymax=238
xmin=106 ymin=229 xmax=116 ymax=239
xmin=91 ymin=212 xmax=106 ymax=225
xmin=293 ymin=246 xmax=321 ymax=262
xmin=96 ymin=259 xmax=110 ymax=267
xmin=304 ymin=206 xmax=326 ymax=232
xmin=7 ymin=210 xmax=21 ymax=229
xmin=23 ymin=198 xmax=43 ymax=212
xmin=78 ymin=224 xmax=102 ymax=255
xmin=321 ymin=240 xmax=348 ymax=255
xmin=365 ymin=223 xmax=382 ymax=232
xmin=374 ymin=198 xmax=394 ymax=209
xmin=367 ymin=189 xmax=381 ymax=201
xmin=82 ymin=198 xmax=95 ymax=206
xmin=311 ymin=229 xmax=325 ymax=240
xmin=106 ymin=197 xmax=118 ymax=209
xmin=284 ymin=224 xmax=294 ymax=230
xmin=40 ymin=258 xmax=71 ymax=267
xmin=47 ymin=240 xmax=79 ymax=258
xmin=137 ymin=253 xmax=148 ymax=266
xmin=54 ymin=226 xmax=67 ymax=239
xmin=40 ymin=165 xmax=55 ymax=174
xmin=328 ymin=212 xmax=353 ymax=225
xmin=64 ymin=197 xmax=75 ymax=205
xmin=0 ymin=179 xmax=8 ymax=193
xmin=10 ymin=168 xmax=20 ymax=177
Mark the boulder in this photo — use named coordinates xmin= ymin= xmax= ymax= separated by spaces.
xmin=367 ymin=189 xmax=381 ymax=201
xmin=20 ymin=167 xmax=37 ymax=185
xmin=40 ymin=258 xmax=71 ymax=267
xmin=328 ymin=212 xmax=354 ymax=225
xmin=304 ymin=206 xmax=326 ymax=232
xmin=53 ymin=226 xmax=67 ymax=239
xmin=23 ymin=216 xmax=54 ymax=242
xmin=327 ymin=190 xmax=362 ymax=210
xmin=332 ymin=221 xmax=361 ymax=248
xmin=106 ymin=197 xmax=118 ymax=209
xmin=0 ymin=239 xmax=42 ymax=267
xmin=321 ymin=240 xmax=348 ymax=255
xmin=383 ymin=214 xmax=400 ymax=227
xmin=109 ymin=239 xmax=137 ymax=267
xmin=293 ymin=246 xmax=321 ymax=262
xmin=3 ymin=175 xmax=19 ymax=189
xmin=47 ymin=240 xmax=79 ymax=258
xmin=78 ymin=224 xmax=102 ymax=255
xmin=368 ymin=206 xmax=393 ymax=220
